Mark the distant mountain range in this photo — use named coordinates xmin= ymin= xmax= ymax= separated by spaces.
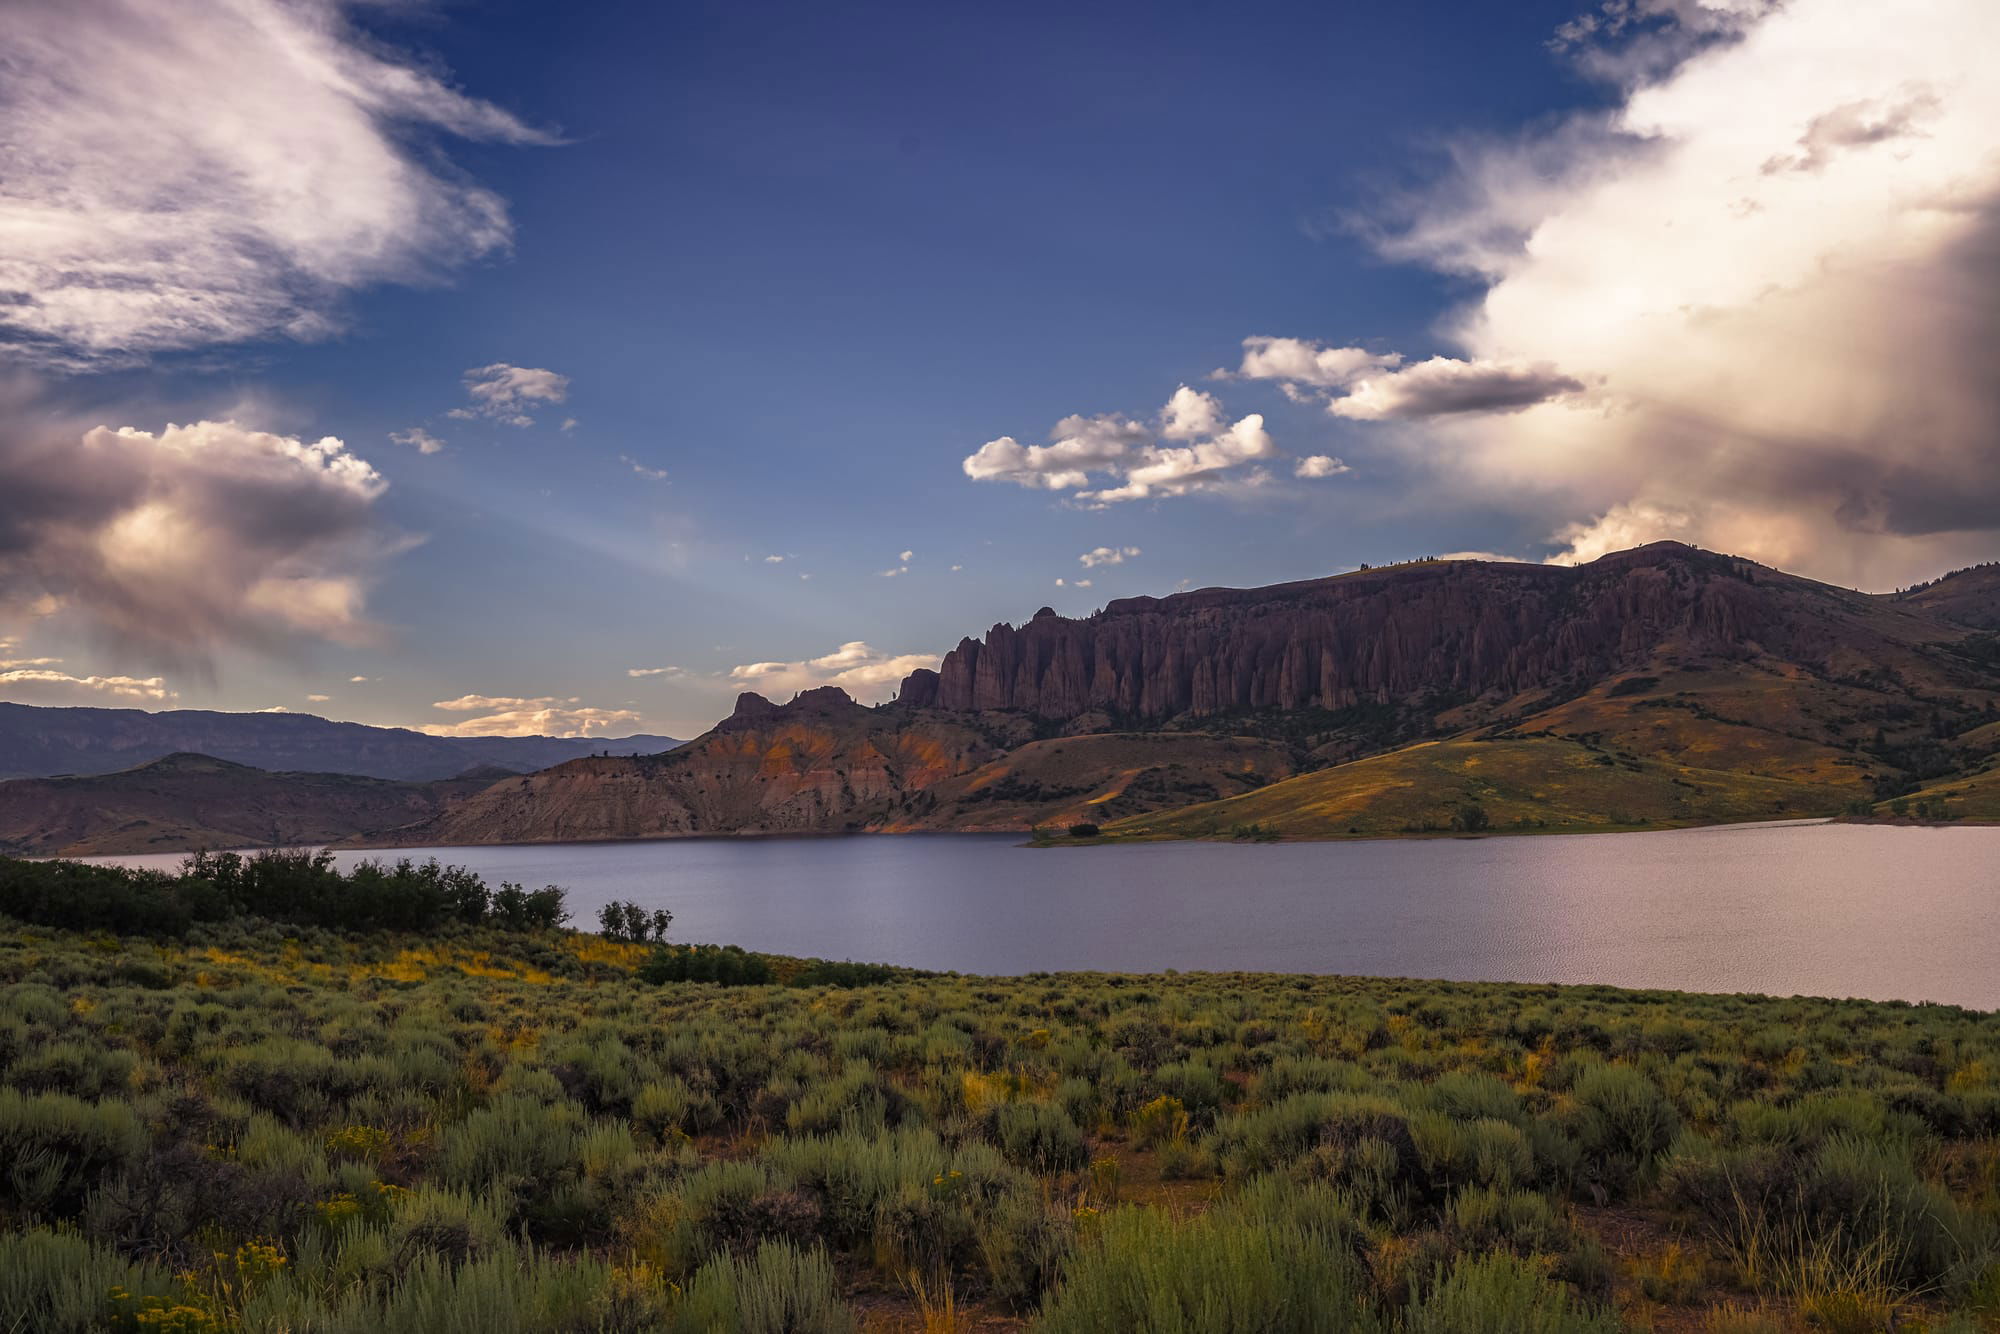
xmin=379 ymin=542 xmax=2000 ymax=846
xmin=9 ymin=541 xmax=1999 ymax=855
xmin=0 ymin=703 xmax=681 ymax=782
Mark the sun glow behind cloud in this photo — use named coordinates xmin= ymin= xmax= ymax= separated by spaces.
xmin=1307 ymin=0 xmax=2000 ymax=588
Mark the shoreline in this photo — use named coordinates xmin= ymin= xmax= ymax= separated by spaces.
xmin=56 ymin=810 xmax=2000 ymax=860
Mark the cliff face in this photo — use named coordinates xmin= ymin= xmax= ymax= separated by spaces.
xmin=366 ymin=689 xmax=1305 ymax=846
xmin=901 ymin=543 xmax=1964 ymax=725
xmin=357 ymin=543 xmax=2000 ymax=848
xmin=386 ymin=688 xmax=1005 ymax=846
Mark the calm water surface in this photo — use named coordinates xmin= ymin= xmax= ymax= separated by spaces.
xmin=98 ymin=823 xmax=2000 ymax=1009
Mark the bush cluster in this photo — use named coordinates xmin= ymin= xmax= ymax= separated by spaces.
xmin=0 ymin=852 xmax=567 ymax=938
xmin=1 ymin=916 xmax=1997 ymax=1329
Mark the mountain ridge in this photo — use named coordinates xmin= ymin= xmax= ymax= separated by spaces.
xmin=0 ymin=702 xmax=682 ymax=782
xmin=366 ymin=543 xmax=2000 ymax=845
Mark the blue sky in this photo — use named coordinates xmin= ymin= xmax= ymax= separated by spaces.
xmin=3 ymin=0 xmax=1997 ymax=737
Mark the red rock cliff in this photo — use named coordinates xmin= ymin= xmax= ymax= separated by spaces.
xmin=898 ymin=543 xmax=1950 ymax=722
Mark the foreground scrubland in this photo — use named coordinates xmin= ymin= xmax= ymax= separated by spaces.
xmin=2 ymin=854 xmax=1998 ymax=1331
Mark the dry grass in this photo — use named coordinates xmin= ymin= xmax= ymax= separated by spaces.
xmin=1107 ymin=732 xmax=1853 ymax=841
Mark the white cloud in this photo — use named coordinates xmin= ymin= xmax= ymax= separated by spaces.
xmin=965 ymin=387 xmax=1279 ymax=506
xmin=899 ymin=549 xmax=914 ymax=562
xmin=433 ymin=693 xmax=569 ymax=712
xmin=390 ymin=428 xmax=445 ymax=455
xmin=420 ymin=693 xmax=641 ymax=738
xmin=1341 ymin=0 xmax=2000 ymax=588
xmin=1077 ymin=411 xmax=1275 ymax=505
xmin=0 ymin=404 xmax=392 ymax=662
xmin=306 ymin=693 xmax=331 ymax=702
xmin=460 ymin=364 xmax=570 ymax=427
xmin=0 ymin=668 xmax=173 ymax=703
xmin=1080 ymin=545 xmax=1141 ymax=567
xmin=1160 ymin=384 xmax=1224 ymax=440
xmin=1229 ymin=336 xmax=1401 ymax=387
xmin=0 ymin=0 xmax=554 ymax=365
xmin=1295 ymin=455 xmax=1351 ymax=478
xmin=0 ymin=640 xmax=62 ymax=670
xmin=1073 ymin=578 xmax=1093 ymax=588
xmin=878 ymin=566 xmax=908 ymax=578
xmin=1328 ymin=358 xmax=1585 ymax=420
xmin=620 ymin=455 xmax=668 ymax=481
xmin=962 ymin=413 xmax=1150 ymax=491
xmin=627 ymin=666 xmax=684 ymax=678
xmin=728 ymin=641 xmax=939 ymax=705
xmin=762 ymin=554 xmax=785 ymax=564
xmin=349 ymin=675 xmax=371 ymax=684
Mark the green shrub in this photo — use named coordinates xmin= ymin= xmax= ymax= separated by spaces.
xmin=0 ymin=1228 xmax=181 ymax=1334
xmin=991 ymin=1100 xmax=1088 ymax=1174
xmin=670 ymin=1240 xmax=855 ymax=1333
xmin=0 ymin=1089 xmax=145 ymax=1217
xmin=1038 ymin=1197 xmax=1377 ymax=1332
xmin=1567 ymin=1064 xmax=1679 ymax=1196
xmin=636 ymin=944 xmax=775 ymax=986
xmin=1404 ymin=1252 xmax=1618 ymax=1333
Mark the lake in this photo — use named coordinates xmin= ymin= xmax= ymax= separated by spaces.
xmin=93 ymin=822 xmax=2000 ymax=1009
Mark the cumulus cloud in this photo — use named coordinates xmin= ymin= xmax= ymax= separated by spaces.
xmin=455 ymin=365 xmax=570 ymax=427
xmin=0 ymin=0 xmax=554 ymax=365
xmin=1080 ymin=546 xmax=1140 ymax=567
xmin=1309 ymin=0 xmax=2000 ymax=587
xmin=420 ymin=693 xmax=641 ymax=738
xmin=1229 ymin=337 xmax=1401 ymax=387
xmin=0 ymin=394 xmax=394 ymax=664
xmin=728 ymin=641 xmax=939 ymax=706
xmin=0 ymin=668 xmax=174 ymax=704
xmin=962 ymin=414 xmax=1149 ymax=492
xmin=1328 ymin=358 xmax=1586 ymax=420
xmin=390 ymin=428 xmax=444 ymax=455
xmin=965 ymin=387 xmax=1281 ymax=506
xmin=1294 ymin=455 xmax=1351 ymax=479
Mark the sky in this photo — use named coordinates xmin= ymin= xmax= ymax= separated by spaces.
xmin=3 ymin=0 xmax=1999 ymax=739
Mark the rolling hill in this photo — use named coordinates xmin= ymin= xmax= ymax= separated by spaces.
xmin=0 ymin=753 xmax=505 ymax=857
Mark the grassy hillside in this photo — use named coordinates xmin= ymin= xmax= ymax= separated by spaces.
xmin=1105 ymin=733 xmax=1857 ymax=841
xmin=1870 ymin=763 xmax=2000 ymax=823
xmin=1 ymin=860 xmax=1996 ymax=1330
xmin=882 ymin=732 xmax=1295 ymax=831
